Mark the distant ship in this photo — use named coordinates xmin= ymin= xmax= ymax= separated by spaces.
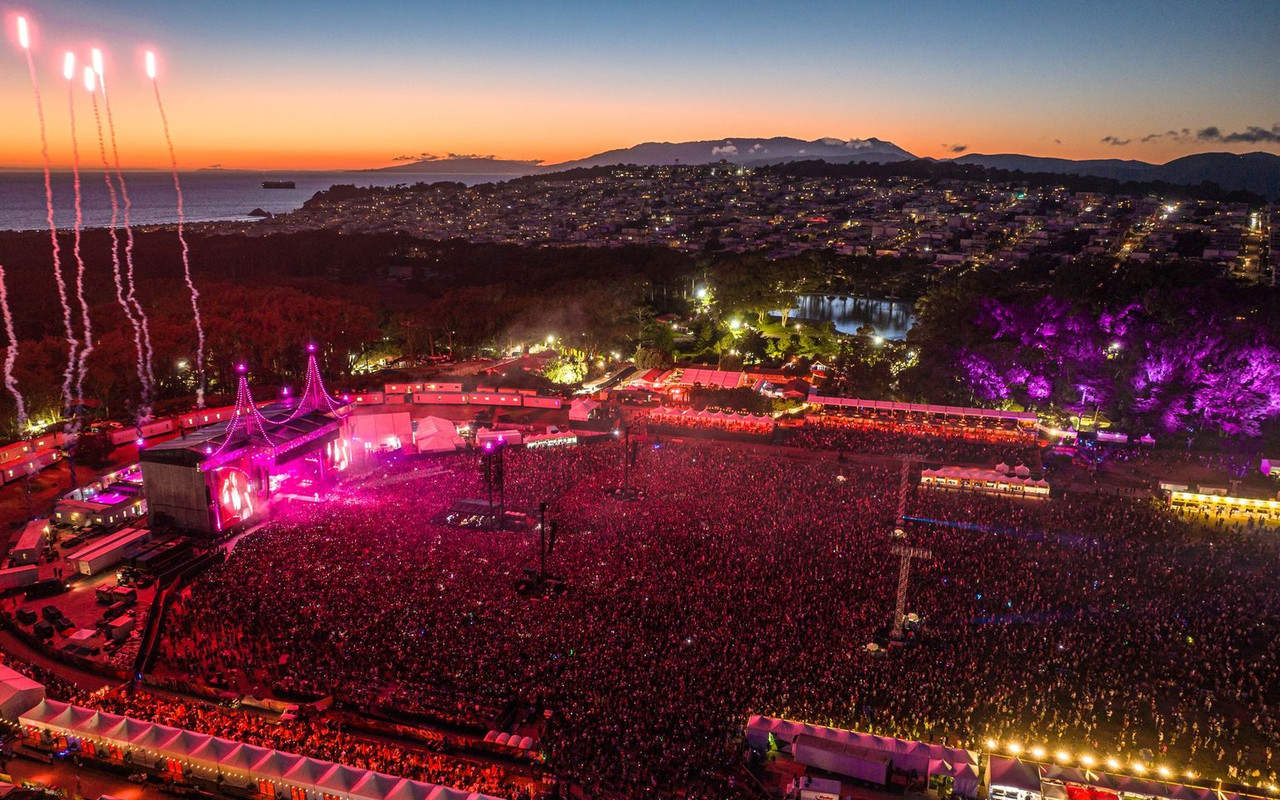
xmin=262 ymin=180 xmax=296 ymax=189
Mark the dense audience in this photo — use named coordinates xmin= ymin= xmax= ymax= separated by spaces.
xmin=151 ymin=440 xmax=1279 ymax=795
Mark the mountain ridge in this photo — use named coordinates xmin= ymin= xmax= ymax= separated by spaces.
xmin=368 ymin=139 xmax=1280 ymax=199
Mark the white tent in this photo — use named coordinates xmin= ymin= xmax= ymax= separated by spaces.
xmin=569 ymin=398 xmax=601 ymax=422
xmin=0 ymin=666 xmax=44 ymax=720
xmin=283 ymin=757 xmax=339 ymax=795
xmin=16 ymin=699 xmax=504 ymax=800
xmin=413 ymin=416 xmax=465 ymax=454
xmin=350 ymin=771 xmax=405 ymax=800
xmin=316 ymin=764 xmax=370 ymax=798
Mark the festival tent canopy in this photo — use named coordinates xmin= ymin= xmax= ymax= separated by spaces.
xmin=44 ymin=702 xmax=99 ymax=733
xmin=316 ymin=763 xmax=368 ymax=796
xmin=0 ymin=666 xmax=44 ymax=720
xmin=189 ymin=735 xmax=242 ymax=766
xmin=568 ymin=398 xmax=601 ymax=421
xmin=350 ymin=771 xmax=406 ymax=800
xmin=18 ymin=699 xmax=68 ymax=727
xmin=129 ymin=722 xmax=184 ymax=752
xmin=77 ymin=710 xmax=126 ymax=739
xmin=989 ymin=756 xmax=1043 ymax=793
xmin=384 ymin=780 xmax=486 ymax=800
xmin=217 ymin=742 xmax=272 ymax=776
xmin=284 ymin=757 xmax=339 ymax=792
xmin=17 ymin=701 xmax=504 ymax=800
xmin=413 ymin=416 xmax=465 ymax=454
xmin=99 ymin=716 xmax=156 ymax=748
xmin=252 ymin=750 xmax=305 ymax=781
xmin=158 ymin=730 xmax=213 ymax=762
xmin=930 ymin=759 xmax=981 ymax=796
xmin=675 ymin=368 xmax=745 ymax=389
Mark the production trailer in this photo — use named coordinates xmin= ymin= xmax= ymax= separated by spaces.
xmin=0 ymin=565 xmax=39 ymax=592
xmin=10 ymin=520 xmax=50 ymax=566
xmin=67 ymin=527 xmax=152 ymax=576
xmin=110 ymin=419 xmax=178 ymax=445
xmin=792 ymin=734 xmax=891 ymax=787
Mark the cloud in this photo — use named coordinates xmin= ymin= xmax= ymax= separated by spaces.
xmin=949 ymin=144 xmax=968 ymax=153
xmin=844 ymin=139 xmax=872 ymax=150
xmin=392 ymin=152 xmax=440 ymax=162
xmin=1137 ymin=128 xmax=1193 ymax=144
xmin=1197 ymin=123 xmax=1280 ymax=143
xmin=1054 ymin=139 xmax=1062 ymax=145
xmin=1101 ymin=135 xmax=1131 ymax=146
xmin=749 ymin=143 xmax=767 ymax=154
xmin=711 ymin=142 xmax=738 ymax=156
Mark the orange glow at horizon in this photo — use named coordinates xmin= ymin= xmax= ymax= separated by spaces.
xmin=1 ymin=6 xmax=1276 ymax=173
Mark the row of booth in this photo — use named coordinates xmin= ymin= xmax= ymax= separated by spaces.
xmin=807 ymin=394 xmax=1039 ymax=435
xmin=646 ymin=406 xmax=777 ymax=435
xmin=989 ymin=755 xmax=1269 ymax=800
xmin=919 ymin=466 xmax=1051 ymax=498
xmin=17 ymin=696 xmax=499 ymax=800
xmin=749 ymin=716 xmax=1271 ymax=800
xmin=1166 ymin=490 xmax=1280 ymax=521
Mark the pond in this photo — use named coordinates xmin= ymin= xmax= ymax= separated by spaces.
xmin=776 ymin=295 xmax=916 ymax=339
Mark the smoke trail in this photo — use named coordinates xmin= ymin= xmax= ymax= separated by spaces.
xmin=95 ymin=53 xmax=155 ymax=413
xmin=0 ymin=264 xmax=26 ymax=430
xmin=66 ymin=63 xmax=93 ymax=415
xmin=24 ymin=45 xmax=77 ymax=419
xmin=149 ymin=56 xmax=206 ymax=408
xmin=89 ymin=78 xmax=148 ymax=419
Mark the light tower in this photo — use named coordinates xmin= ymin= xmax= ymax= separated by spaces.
xmin=890 ymin=545 xmax=931 ymax=640
xmin=286 ymin=343 xmax=349 ymax=420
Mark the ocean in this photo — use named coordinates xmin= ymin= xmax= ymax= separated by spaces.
xmin=0 ymin=170 xmax=527 ymax=232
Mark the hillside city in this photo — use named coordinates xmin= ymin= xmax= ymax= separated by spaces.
xmin=245 ymin=164 xmax=1276 ymax=285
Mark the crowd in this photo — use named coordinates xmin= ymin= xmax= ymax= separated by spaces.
xmin=151 ymin=438 xmax=1279 ymax=795
xmin=789 ymin=414 xmax=1039 ymax=466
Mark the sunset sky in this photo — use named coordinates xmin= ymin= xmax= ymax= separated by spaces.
xmin=3 ymin=0 xmax=1279 ymax=171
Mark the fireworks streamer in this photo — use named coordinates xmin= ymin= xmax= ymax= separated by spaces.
xmin=0 ymin=260 xmax=26 ymax=430
xmin=87 ymin=67 xmax=148 ymax=417
xmin=0 ymin=17 xmax=33 ymax=429
xmin=93 ymin=49 xmax=155 ymax=413
xmin=65 ymin=53 xmax=93 ymax=416
xmin=147 ymin=50 xmax=206 ymax=408
xmin=18 ymin=19 xmax=77 ymax=418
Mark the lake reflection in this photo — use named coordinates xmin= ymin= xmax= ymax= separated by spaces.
xmin=777 ymin=295 xmax=916 ymax=339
